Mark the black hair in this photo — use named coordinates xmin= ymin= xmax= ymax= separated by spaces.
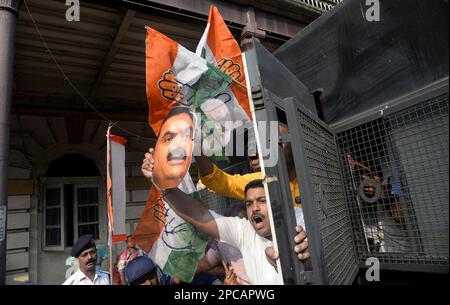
xmin=157 ymin=106 xmax=193 ymax=138
xmin=244 ymin=179 xmax=264 ymax=196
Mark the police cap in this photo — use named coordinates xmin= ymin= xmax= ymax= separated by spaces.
xmin=71 ymin=234 xmax=96 ymax=257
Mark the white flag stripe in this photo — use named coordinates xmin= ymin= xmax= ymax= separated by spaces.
xmin=173 ymin=45 xmax=208 ymax=85
xmin=111 ymin=140 xmax=127 ymax=237
xmin=201 ymin=44 xmax=251 ymax=123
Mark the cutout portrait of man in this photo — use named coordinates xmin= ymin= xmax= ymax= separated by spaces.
xmin=152 ymin=106 xmax=194 ymax=191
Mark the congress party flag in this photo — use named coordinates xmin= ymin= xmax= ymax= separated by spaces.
xmin=196 ymin=5 xmax=252 ymax=127
xmin=136 ymin=26 xmax=234 ymax=282
xmin=145 ymin=26 xmax=208 ymax=135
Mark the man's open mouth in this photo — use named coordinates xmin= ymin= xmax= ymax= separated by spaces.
xmin=252 ymin=214 xmax=264 ymax=227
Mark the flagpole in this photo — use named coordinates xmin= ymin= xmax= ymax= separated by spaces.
xmin=109 ymin=241 xmax=113 ymax=284
xmin=106 ymin=124 xmax=113 ymax=285
xmin=230 ymin=77 xmax=247 ymax=90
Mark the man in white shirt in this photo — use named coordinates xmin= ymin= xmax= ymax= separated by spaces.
xmin=160 ymin=179 xmax=309 ymax=285
xmin=63 ymin=234 xmax=110 ymax=285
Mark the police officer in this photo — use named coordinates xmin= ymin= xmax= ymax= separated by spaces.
xmin=63 ymin=234 xmax=110 ymax=285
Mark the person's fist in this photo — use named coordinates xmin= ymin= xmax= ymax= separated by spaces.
xmin=294 ymin=226 xmax=310 ymax=261
xmin=224 ymin=266 xmax=244 ymax=285
xmin=141 ymin=148 xmax=155 ymax=180
xmin=264 ymin=225 xmax=310 ymax=268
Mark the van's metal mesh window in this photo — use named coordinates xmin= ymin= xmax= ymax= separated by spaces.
xmin=297 ymin=110 xmax=357 ymax=285
xmin=336 ymin=94 xmax=449 ymax=266
xmin=197 ymin=161 xmax=247 ymax=216
xmin=198 ymin=188 xmax=229 ymax=216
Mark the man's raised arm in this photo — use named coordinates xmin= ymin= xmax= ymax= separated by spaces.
xmin=161 ymin=188 xmax=220 ymax=240
xmin=194 ymin=155 xmax=214 ymax=177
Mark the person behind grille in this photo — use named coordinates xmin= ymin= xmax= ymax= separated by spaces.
xmin=349 ymin=154 xmax=411 ymax=253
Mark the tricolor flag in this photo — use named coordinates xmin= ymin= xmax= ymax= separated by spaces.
xmin=135 ymin=8 xmax=248 ymax=281
xmin=134 ymin=27 xmax=234 ymax=282
xmin=144 ymin=26 xmax=208 ymax=135
xmin=144 ymin=25 xmax=235 ymax=142
xmin=196 ymin=5 xmax=252 ymax=128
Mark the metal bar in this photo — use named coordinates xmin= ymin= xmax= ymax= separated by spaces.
xmin=0 ymin=0 xmax=22 ymax=285
xmin=331 ymin=77 xmax=449 ymax=133
xmin=284 ymin=98 xmax=328 ymax=284
xmin=243 ymin=49 xmax=304 ymax=284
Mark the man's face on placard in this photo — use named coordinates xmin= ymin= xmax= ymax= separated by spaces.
xmin=152 ymin=111 xmax=194 ymax=190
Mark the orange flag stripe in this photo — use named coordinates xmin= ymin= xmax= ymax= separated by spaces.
xmin=132 ymin=185 xmax=165 ymax=253
xmin=145 ymin=27 xmax=179 ymax=135
xmin=206 ymin=5 xmax=251 ymax=119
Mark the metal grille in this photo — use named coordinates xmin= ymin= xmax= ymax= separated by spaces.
xmin=336 ymin=94 xmax=449 ymax=267
xmin=298 ymin=110 xmax=357 ymax=284
xmin=198 ymin=188 xmax=230 ymax=216
xmin=298 ymin=0 xmax=337 ymax=12
xmin=197 ymin=161 xmax=247 ymax=216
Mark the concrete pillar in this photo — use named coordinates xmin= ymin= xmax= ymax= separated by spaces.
xmin=240 ymin=6 xmax=266 ymax=52
xmin=0 ymin=0 xmax=22 ymax=285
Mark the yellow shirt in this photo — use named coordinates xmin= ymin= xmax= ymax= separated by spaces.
xmin=200 ymin=164 xmax=302 ymax=207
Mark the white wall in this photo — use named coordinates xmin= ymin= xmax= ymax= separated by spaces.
xmin=6 ymin=167 xmax=32 ymax=285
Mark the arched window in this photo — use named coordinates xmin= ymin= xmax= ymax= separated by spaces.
xmin=45 ymin=154 xmax=100 ymax=177
xmin=43 ymin=154 xmax=101 ymax=250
